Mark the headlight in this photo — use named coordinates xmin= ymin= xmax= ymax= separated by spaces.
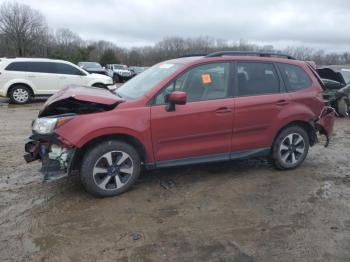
xmin=32 ymin=117 xmax=57 ymax=134
xmin=32 ymin=116 xmax=74 ymax=134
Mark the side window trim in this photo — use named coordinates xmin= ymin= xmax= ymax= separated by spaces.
xmin=232 ymin=61 xmax=239 ymax=97
xmin=151 ymin=61 xmax=232 ymax=106
xmin=276 ymin=63 xmax=312 ymax=92
xmin=235 ymin=61 xmax=282 ymax=97
xmin=273 ymin=62 xmax=287 ymax=93
xmin=5 ymin=61 xmax=55 ymax=74
xmin=54 ymin=62 xmax=84 ymax=76
xmin=276 ymin=63 xmax=290 ymax=93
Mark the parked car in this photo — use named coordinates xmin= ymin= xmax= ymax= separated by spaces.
xmin=316 ymin=66 xmax=350 ymax=117
xmin=106 ymin=64 xmax=132 ymax=83
xmin=0 ymin=58 xmax=113 ymax=104
xmin=24 ymin=51 xmax=335 ymax=197
xmin=78 ymin=62 xmax=108 ymax=76
xmin=128 ymin=66 xmax=146 ymax=77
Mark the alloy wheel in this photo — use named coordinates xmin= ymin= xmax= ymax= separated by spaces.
xmin=279 ymin=133 xmax=305 ymax=165
xmin=13 ymin=88 xmax=29 ymax=103
xmin=93 ymin=151 xmax=134 ymax=190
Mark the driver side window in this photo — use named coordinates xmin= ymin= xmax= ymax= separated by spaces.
xmin=154 ymin=62 xmax=230 ymax=105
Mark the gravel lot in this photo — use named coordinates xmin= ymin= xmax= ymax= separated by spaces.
xmin=1 ymin=98 xmax=350 ymax=262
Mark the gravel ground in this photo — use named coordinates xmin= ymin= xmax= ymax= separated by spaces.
xmin=0 ymin=98 xmax=350 ymax=262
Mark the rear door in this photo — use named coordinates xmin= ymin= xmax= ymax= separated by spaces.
xmin=232 ymin=61 xmax=290 ymax=151
xmin=151 ymin=62 xmax=234 ymax=163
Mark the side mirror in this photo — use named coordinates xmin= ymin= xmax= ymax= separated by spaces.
xmin=165 ymin=91 xmax=187 ymax=112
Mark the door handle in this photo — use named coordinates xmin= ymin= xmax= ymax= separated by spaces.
xmin=276 ymin=100 xmax=289 ymax=106
xmin=215 ymin=107 xmax=232 ymax=114
xmin=59 ymin=76 xmax=67 ymax=79
xmin=27 ymin=75 xmax=36 ymax=78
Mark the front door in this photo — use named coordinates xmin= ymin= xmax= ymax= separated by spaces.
xmin=23 ymin=62 xmax=59 ymax=95
xmin=54 ymin=62 xmax=87 ymax=91
xmin=150 ymin=62 xmax=234 ymax=163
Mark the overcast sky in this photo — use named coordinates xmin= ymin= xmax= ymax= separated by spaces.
xmin=2 ymin=0 xmax=350 ymax=52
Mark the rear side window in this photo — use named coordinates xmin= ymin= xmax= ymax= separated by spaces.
xmin=278 ymin=63 xmax=312 ymax=91
xmin=236 ymin=62 xmax=280 ymax=96
xmin=5 ymin=62 xmax=55 ymax=73
xmin=54 ymin=63 xmax=83 ymax=75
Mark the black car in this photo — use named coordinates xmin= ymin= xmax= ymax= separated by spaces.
xmin=317 ymin=66 xmax=350 ymax=117
xmin=78 ymin=62 xmax=108 ymax=76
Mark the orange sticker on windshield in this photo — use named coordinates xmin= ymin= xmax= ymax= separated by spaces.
xmin=201 ymin=74 xmax=212 ymax=84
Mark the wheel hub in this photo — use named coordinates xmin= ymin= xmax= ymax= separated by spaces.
xmin=108 ymin=164 xmax=120 ymax=177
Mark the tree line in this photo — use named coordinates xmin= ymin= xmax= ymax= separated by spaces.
xmin=1 ymin=1 xmax=349 ymax=67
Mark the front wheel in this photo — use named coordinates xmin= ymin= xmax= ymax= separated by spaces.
xmin=113 ymin=74 xmax=120 ymax=83
xmin=80 ymin=140 xmax=141 ymax=197
xmin=272 ymin=126 xmax=309 ymax=170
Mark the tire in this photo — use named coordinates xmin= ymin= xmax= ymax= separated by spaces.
xmin=92 ymin=83 xmax=107 ymax=89
xmin=80 ymin=140 xmax=141 ymax=197
xmin=113 ymin=74 xmax=120 ymax=83
xmin=272 ymin=125 xmax=310 ymax=170
xmin=9 ymin=85 xmax=32 ymax=104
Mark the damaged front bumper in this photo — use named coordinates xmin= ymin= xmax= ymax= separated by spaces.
xmin=24 ymin=133 xmax=76 ymax=181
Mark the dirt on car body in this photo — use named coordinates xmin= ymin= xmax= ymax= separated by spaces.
xmin=1 ymin=100 xmax=350 ymax=261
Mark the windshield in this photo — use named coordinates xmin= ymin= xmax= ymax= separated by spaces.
xmin=341 ymin=69 xmax=350 ymax=84
xmin=117 ymin=63 xmax=182 ymax=99
xmin=80 ymin=62 xmax=102 ymax=69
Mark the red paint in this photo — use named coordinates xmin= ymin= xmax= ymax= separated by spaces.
xmin=167 ymin=91 xmax=187 ymax=105
xmin=53 ymin=56 xmax=334 ymax=165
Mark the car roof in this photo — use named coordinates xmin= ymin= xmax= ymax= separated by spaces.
xmin=0 ymin=57 xmax=72 ymax=64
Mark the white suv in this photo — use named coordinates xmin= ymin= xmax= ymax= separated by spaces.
xmin=0 ymin=58 xmax=113 ymax=104
xmin=106 ymin=64 xmax=132 ymax=83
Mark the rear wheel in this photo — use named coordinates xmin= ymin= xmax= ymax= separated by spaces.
xmin=80 ymin=140 xmax=141 ymax=197
xmin=9 ymin=85 xmax=32 ymax=104
xmin=272 ymin=126 xmax=309 ymax=170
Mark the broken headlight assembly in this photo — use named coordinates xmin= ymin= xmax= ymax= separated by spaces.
xmin=32 ymin=116 xmax=74 ymax=134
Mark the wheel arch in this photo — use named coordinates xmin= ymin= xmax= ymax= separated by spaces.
xmin=7 ymin=82 xmax=34 ymax=97
xmin=91 ymin=82 xmax=107 ymax=89
xmin=69 ymin=133 xmax=147 ymax=174
xmin=272 ymin=120 xmax=317 ymax=148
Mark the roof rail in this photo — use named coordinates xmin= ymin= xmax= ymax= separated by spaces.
xmin=205 ymin=51 xmax=296 ymax=60
xmin=180 ymin=53 xmax=207 ymax=58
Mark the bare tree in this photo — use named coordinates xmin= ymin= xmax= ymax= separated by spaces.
xmin=0 ymin=1 xmax=47 ymax=56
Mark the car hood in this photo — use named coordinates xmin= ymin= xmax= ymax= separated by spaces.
xmin=88 ymin=73 xmax=111 ymax=80
xmin=39 ymin=86 xmax=125 ymax=117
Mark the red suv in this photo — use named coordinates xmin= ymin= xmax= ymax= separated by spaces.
xmin=24 ymin=51 xmax=335 ymax=197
